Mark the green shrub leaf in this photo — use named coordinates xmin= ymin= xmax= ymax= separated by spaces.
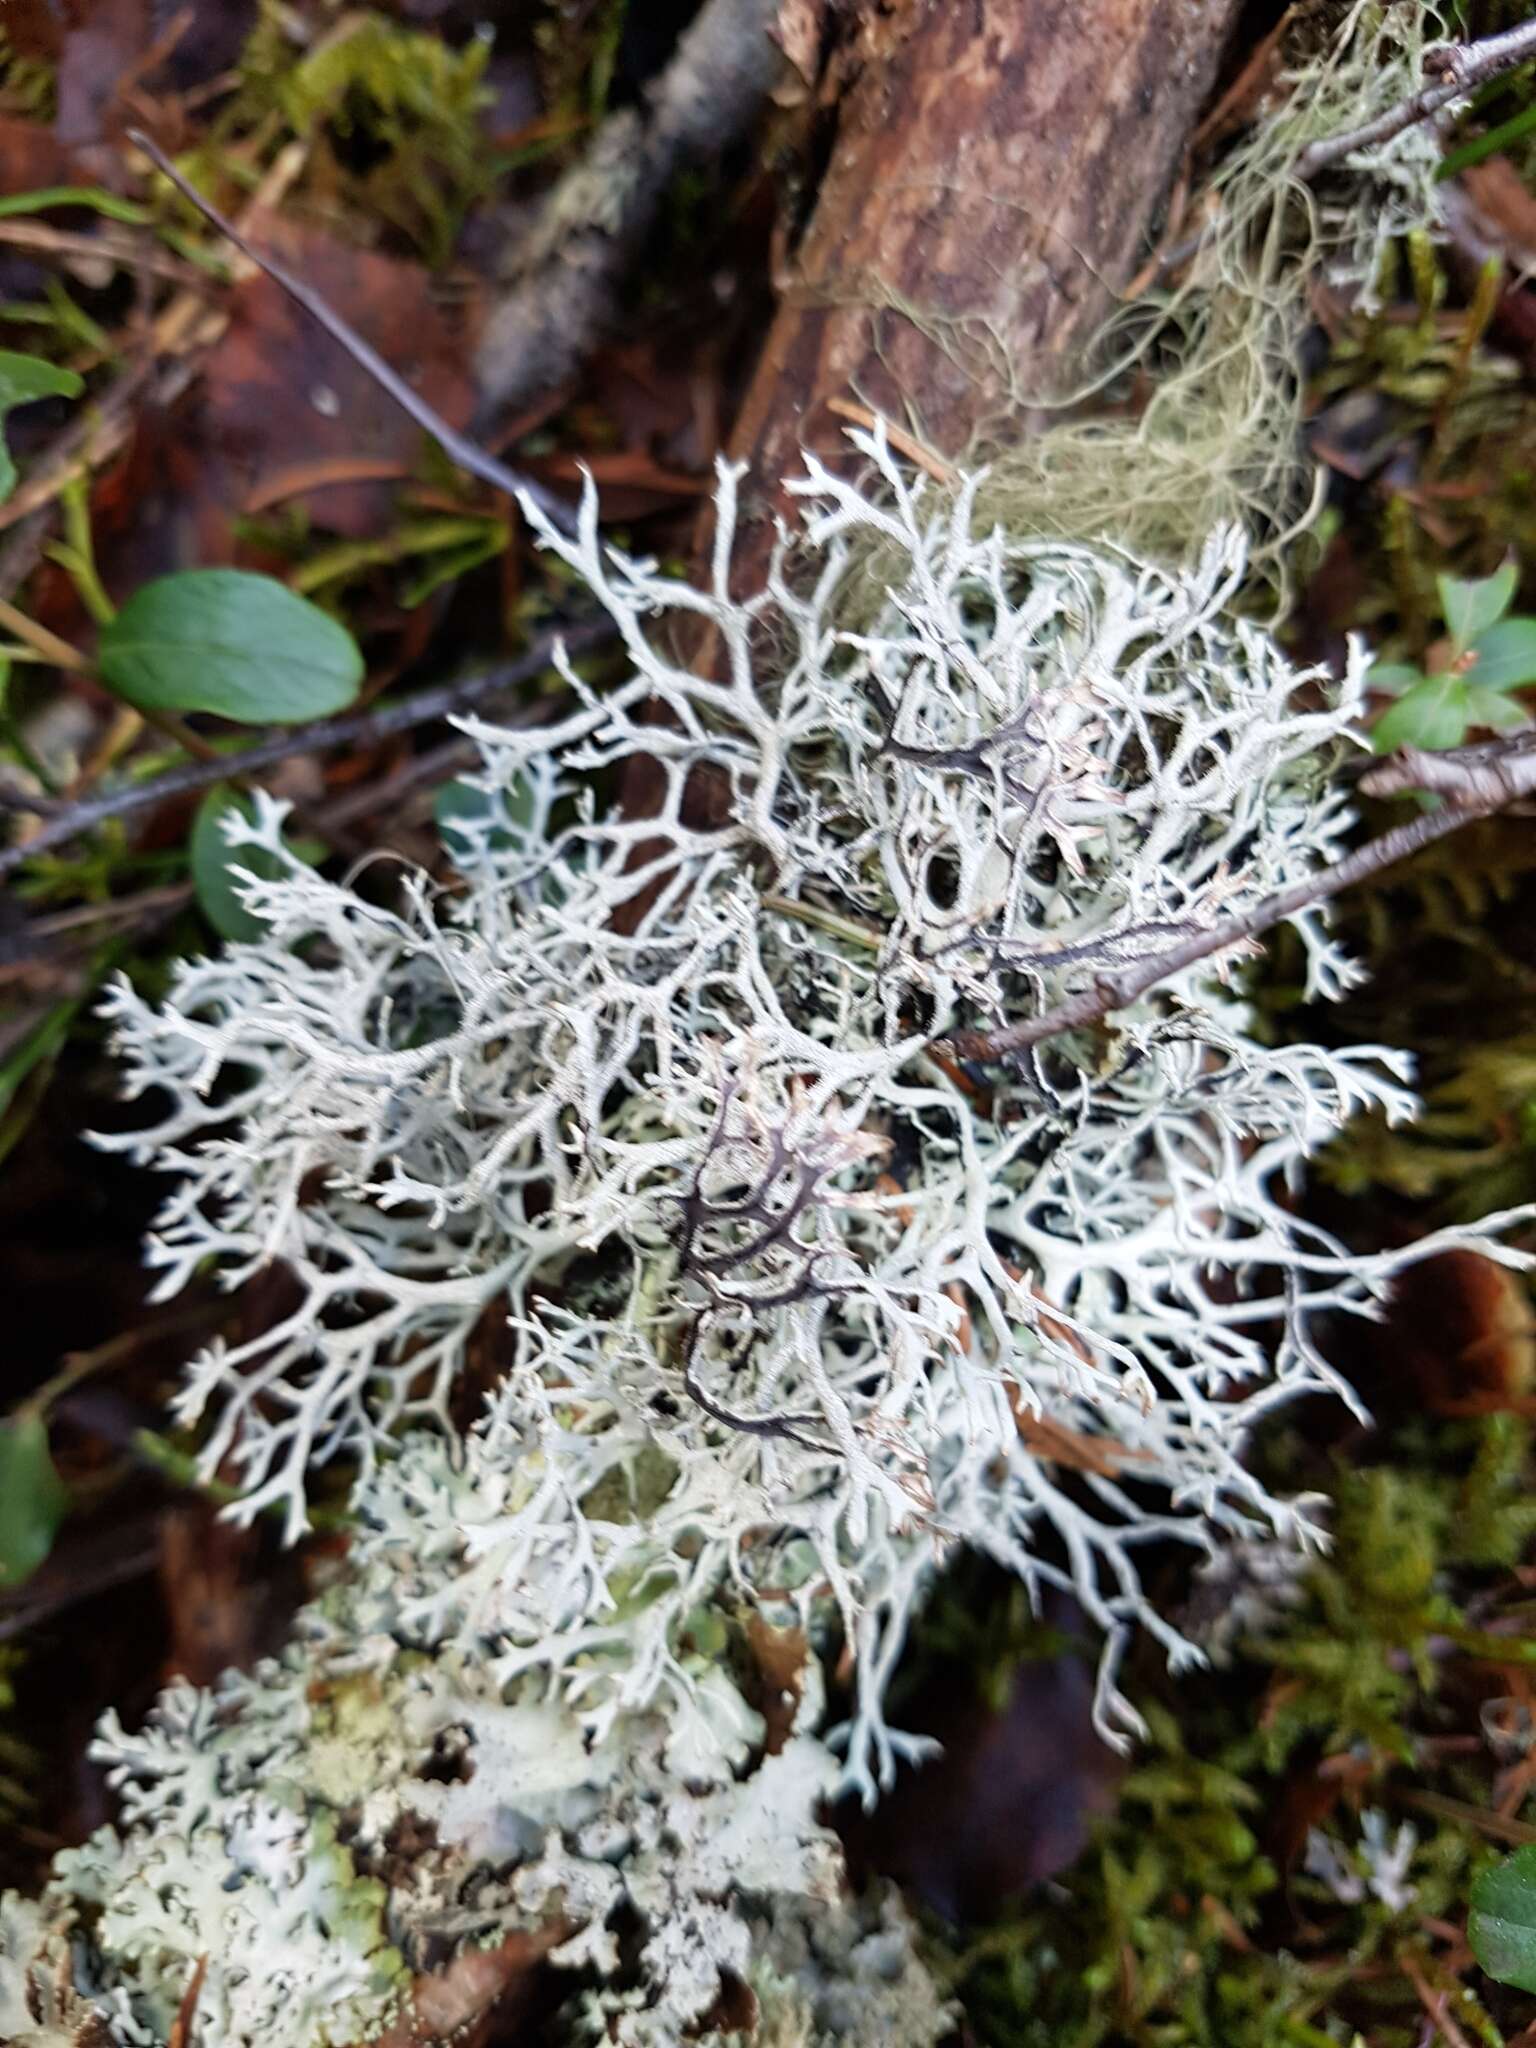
xmin=0 ymin=350 xmax=84 ymax=502
xmin=1470 ymin=1844 xmax=1536 ymax=1992
xmin=1366 ymin=662 xmax=1426 ymax=697
xmin=1463 ymin=685 xmax=1530 ymax=733
xmin=0 ymin=1412 xmax=69 ymax=1587
xmin=1372 ymin=674 xmax=1471 ymax=753
xmin=97 ymin=570 xmax=364 ymax=723
xmin=1440 ymin=564 xmax=1517 ymax=655
xmin=1469 ymin=618 xmax=1536 ymax=694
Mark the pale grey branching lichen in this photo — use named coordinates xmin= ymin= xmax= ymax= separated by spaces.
xmin=7 ymin=435 xmax=1531 ymax=2045
xmin=94 ymin=430 xmax=1528 ymax=1798
xmin=1304 ymin=1809 xmax=1420 ymax=1916
xmin=5 ymin=20 xmax=1518 ymax=2043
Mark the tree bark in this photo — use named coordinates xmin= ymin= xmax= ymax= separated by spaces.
xmin=627 ymin=0 xmax=1245 ymax=880
xmin=726 ymin=0 xmax=1244 ymax=560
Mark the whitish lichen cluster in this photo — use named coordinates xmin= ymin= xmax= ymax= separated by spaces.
xmin=93 ymin=433 xmax=1524 ymax=1788
xmin=6 ymin=421 xmax=1527 ymax=2047
xmin=1 ymin=12 xmax=1522 ymax=2032
xmin=0 ymin=1467 xmax=950 ymax=2047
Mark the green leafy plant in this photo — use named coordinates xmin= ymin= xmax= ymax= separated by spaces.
xmin=0 ymin=1411 xmax=68 ymax=1588
xmin=191 ymin=785 xmax=325 ymax=942
xmin=0 ymin=351 xmax=82 ymax=502
xmin=97 ymin=569 xmax=365 ymax=723
xmin=1372 ymin=563 xmax=1536 ymax=752
xmin=1469 ymin=1842 xmax=1536 ymax=1994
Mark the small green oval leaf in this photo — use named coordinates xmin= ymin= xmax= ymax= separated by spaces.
xmin=0 ymin=1412 xmax=69 ymax=1588
xmin=1471 ymin=1844 xmax=1536 ymax=1992
xmin=1366 ymin=662 xmax=1426 ymax=697
xmin=1469 ymin=618 xmax=1536 ymax=695
xmin=190 ymin=785 xmax=307 ymax=942
xmin=1440 ymin=564 xmax=1517 ymax=655
xmin=97 ymin=570 xmax=364 ymax=724
xmin=0 ymin=350 xmax=84 ymax=503
xmin=1372 ymin=674 xmax=1471 ymax=754
xmin=1463 ymin=685 xmax=1531 ymax=734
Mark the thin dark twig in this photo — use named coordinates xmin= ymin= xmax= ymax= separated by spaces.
xmin=0 ymin=623 xmax=613 ymax=876
xmin=127 ymin=129 xmax=578 ymax=535
xmin=1295 ymin=18 xmax=1536 ymax=181
xmin=943 ymin=735 xmax=1536 ymax=1065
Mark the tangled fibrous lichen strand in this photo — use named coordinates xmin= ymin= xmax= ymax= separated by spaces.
xmin=964 ymin=0 xmax=1453 ymax=588
xmin=96 ymin=430 xmax=1530 ymax=1796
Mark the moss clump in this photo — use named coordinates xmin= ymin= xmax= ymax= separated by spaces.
xmin=939 ymin=1416 xmax=1536 ymax=2047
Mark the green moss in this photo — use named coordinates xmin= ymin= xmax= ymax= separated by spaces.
xmin=236 ymin=6 xmax=496 ymax=265
xmin=935 ymin=1419 xmax=1536 ymax=2046
xmin=0 ymin=32 xmax=55 ymax=123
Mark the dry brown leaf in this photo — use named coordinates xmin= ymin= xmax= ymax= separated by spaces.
xmin=771 ymin=0 xmax=831 ymax=106
xmin=747 ymin=1610 xmax=810 ymax=1753
xmin=1459 ymin=157 xmax=1536 ymax=270
xmin=1375 ymin=1247 xmax=1536 ymax=1418
xmin=1011 ymin=1401 xmax=1151 ymax=1479
xmin=194 ymin=218 xmax=478 ymax=545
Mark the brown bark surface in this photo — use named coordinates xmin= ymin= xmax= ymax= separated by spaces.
xmin=629 ymin=0 xmax=1244 ymax=865
xmin=728 ymin=0 xmax=1243 ymax=539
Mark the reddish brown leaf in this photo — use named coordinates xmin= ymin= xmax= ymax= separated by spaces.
xmin=193 ymin=219 xmax=479 ymax=546
xmin=1460 ymin=158 xmax=1536 ymax=273
xmin=746 ymin=1611 xmax=810 ymax=1754
xmin=0 ymin=0 xmax=64 ymax=62
xmin=1376 ymin=1249 xmax=1536 ymax=1418
xmin=0 ymin=114 xmax=77 ymax=192
xmin=838 ymin=1599 xmax=1123 ymax=1921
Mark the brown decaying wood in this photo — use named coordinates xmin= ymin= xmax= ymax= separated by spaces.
xmin=723 ymin=0 xmax=1244 ymax=568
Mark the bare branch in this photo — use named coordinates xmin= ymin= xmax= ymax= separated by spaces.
xmin=1357 ymin=733 xmax=1536 ymax=808
xmin=0 ymin=623 xmax=614 ymax=876
xmin=1295 ymin=18 xmax=1536 ymax=181
xmin=127 ymin=130 xmax=578 ymax=535
xmin=943 ymin=734 xmax=1536 ymax=1065
xmin=473 ymin=0 xmax=784 ymax=427
xmin=1146 ymin=17 xmax=1536 ymax=289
